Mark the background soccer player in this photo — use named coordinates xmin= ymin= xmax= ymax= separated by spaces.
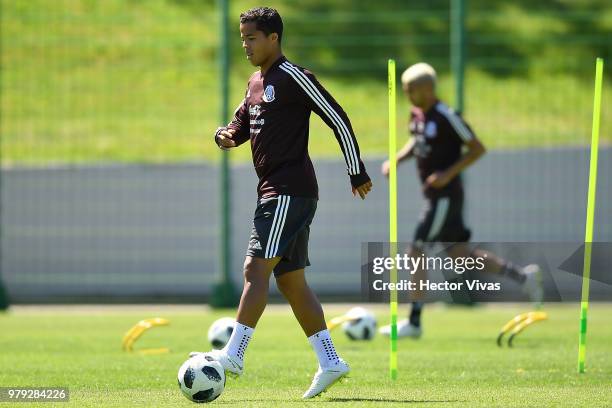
xmin=192 ymin=7 xmax=372 ymax=398
xmin=379 ymin=63 xmax=542 ymax=338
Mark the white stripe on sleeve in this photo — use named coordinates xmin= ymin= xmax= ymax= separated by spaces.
xmin=436 ymin=103 xmax=474 ymax=142
xmin=280 ymin=62 xmax=359 ymax=174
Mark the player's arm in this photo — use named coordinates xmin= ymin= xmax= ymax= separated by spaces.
xmin=427 ymin=137 xmax=485 ymax=188
xmin=425 ymin=115 xmax=486 ymax=189
xmin=381 ymin=137 xmax=416 ymax=178
xmin=214 ymin=95 xmax=250 ymax=150
xmin=285 ymin=66 xmax=372 ymax=199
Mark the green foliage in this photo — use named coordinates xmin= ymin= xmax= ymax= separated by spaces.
xmin=1 ymin=0 xmax=610 ymax=164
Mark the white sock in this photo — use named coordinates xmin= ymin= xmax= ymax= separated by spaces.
xmin=308 ymin=329 xmax=340 ymax=369
xmin=223 ymin=322 xmax=254 ymax=362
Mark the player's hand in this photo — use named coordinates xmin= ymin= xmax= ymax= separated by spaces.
xmin=424 ymin=171 xmax=451 ymax=190
xmin=352 ymin=180 xmax=373 ymax=200
xmin=381 ymin=160 xmax=390 ymax=178
xmin=217 ymin=128 xmax=237 ymax=150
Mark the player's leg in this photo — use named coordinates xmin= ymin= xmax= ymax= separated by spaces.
xmin=275 ymin=268 xmax=325 ymax=336
xmin=275 ymin=268 xmax=350 ymax=398
xmin=445 ymin=243 xmax=543 ymax=304
xmin=380 ymin=196 xmax=443 ymax=338
xmin=275 ymin=267 xmax=345 ymax=371
xmin=438 ymin=186 xmax=542 ymax=305
xmin=190 ymin=257 xmax=280 ymax=377
xmin=213 ymin=256 xmax=280 ymax=370
xmin=445 ymin=243 xmax=516 ymax=275
xmin=405 ymin=195 xmax=451 ymax=335
xmin=235 ymin=255 xmax=280 ymax=328
xmin=190 ymin=196 xmax=286 ymax=376
xmin=272 ymin=201 xmax=349 ymax=398
xmin=380 ymin=244 xmax=425 ymax=338
xmin=407 ymin=245 xmax=426 ymax=334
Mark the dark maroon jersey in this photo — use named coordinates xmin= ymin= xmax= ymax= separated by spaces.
xmin=409 ymin=101 xmax=475 ymax=195
xmin=215 ymin=56 xmax=370 ymax=199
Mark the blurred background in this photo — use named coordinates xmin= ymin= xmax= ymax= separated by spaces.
xmin=1 ymin=0 xmax=611 ymax=305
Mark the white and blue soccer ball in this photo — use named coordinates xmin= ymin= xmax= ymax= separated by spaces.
xmin=342 ymin=307 xmax=377 ymax=340
xmin=178 ymin=354 xmax=226 ymax=403
xmin=207 ymin=317 xmax=235 ymax=349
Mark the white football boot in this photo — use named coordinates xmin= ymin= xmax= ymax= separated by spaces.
xmin=379 ymin=319 xmax=422 ymax=339
xmin=522 ymin=264 xmax=544 ymax=307
xmin=302 ymin=359 xmax=350 ymax=399
xmin=189 ymin=349 xmax=243 ymax=378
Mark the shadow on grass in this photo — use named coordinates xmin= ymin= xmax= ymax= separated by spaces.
xmin=330 ymin=397 xmax=464 ymax=403
xmin=216 ymin=397 xmax=463 ymax=404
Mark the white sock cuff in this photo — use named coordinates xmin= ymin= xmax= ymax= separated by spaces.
xmin=308 ymin=329 xmax=340 ymax=368
xmin=307 ymin=328 xmax=331 ymax=343
xmin=223 ymin=322 xmax=254 ymax=362
xmin=235 ymin=322 xmax=255 ymax=336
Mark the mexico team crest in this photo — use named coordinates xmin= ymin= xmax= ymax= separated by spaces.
xmin=263 ymin=85 xmax=275 ymax=102
xmin=424 ymin=121 xmax=437 ymax=138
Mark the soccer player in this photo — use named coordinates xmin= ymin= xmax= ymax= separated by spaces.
xmin=192 ymin=7 xmax=372 ymax=398
xmin=379 ymin=63 xmax=542 ymax=338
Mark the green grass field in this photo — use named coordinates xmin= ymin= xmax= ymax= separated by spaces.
xmin=1 ymin=0 xmax=611 ymax=165
xmin=1 ymin=303 xmax=611 ymax=407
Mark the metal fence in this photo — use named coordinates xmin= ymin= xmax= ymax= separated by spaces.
xmin=1 ymin=0 xmax=610 ymax=303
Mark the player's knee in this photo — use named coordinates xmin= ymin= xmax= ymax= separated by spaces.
xmin=242 ymin=257 xmax=269 ymax=285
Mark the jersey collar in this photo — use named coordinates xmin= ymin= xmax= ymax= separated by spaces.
xmin=262 ymin=55 xmax=287 ymax=77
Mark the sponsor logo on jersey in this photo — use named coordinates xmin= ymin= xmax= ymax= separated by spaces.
xmin=414 ymin=134 xmax=432 ymax=158
xmin=263 ymin=85 xmax=275 ymax=102
xmin=249 ymin=104 xmax=261 ymax=116
xmin=416 ymin=121 xmax=425 ymax=134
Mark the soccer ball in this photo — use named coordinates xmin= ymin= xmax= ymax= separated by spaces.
xmin=207 ymin=317 xmax=235 ymax=349
xmin=341 ymin=307 xmax=377 ymax=340
xmin=177 ymin=354 xmax=225 ymax=403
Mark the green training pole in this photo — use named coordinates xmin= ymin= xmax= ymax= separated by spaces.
xmin=450 ymin=0 xmax=466 ymax=114
xmin=0 ymin=0 xmax=7 ymax=310
xmin=388 ymin=59 xmax=398 ymax=380
xmin=210 ymin=0 xmax=238 ymax=308
xmin=578 ymin=57 xmax=604 ymax=373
